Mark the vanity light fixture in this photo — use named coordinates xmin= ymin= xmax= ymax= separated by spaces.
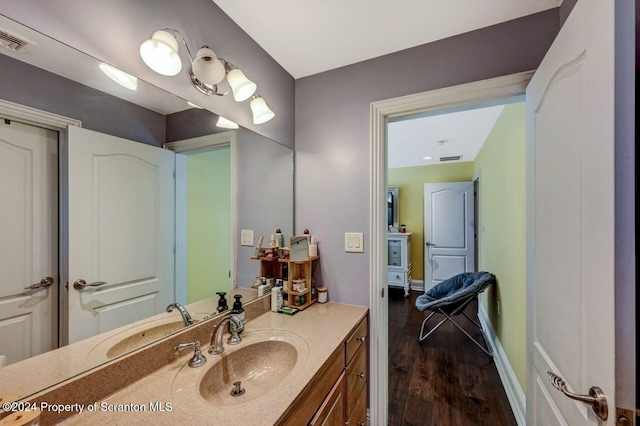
xmin=140 ymin=28 xmax=274 ymax=124
xmin=250 ymin=95 xmax=275 ymax=125
xmin=216 ymin=116 xmax=239 ymax=129
xmin=99 ymin=63 xmax=138 ymax=90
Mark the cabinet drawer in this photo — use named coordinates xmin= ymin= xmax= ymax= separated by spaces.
xmin=388 ymin=256 xmax=401 ymax=266
xmin=346 ymin=345 xmax=367 ymax=418
xmin=345 ymin=317 xmax=367 ymax=366
xmin=346 ymin=388 xmax=367 ymax=426
xmin=388 ymin=270 xmax=406 ymax=285
xmin=389 ymin=247 xmax=402 ymax=256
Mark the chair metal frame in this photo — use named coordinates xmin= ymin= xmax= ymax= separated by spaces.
xmin=418 ymin=292 xmax=492 ymax=357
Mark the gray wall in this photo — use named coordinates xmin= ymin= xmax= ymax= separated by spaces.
xmin=0 ymin=0 xmax=295 ymax=149
xmin=0 ymin=54 xmax=166 ymax=145
xmin=294 ymin=10 xmax=559 ymax=307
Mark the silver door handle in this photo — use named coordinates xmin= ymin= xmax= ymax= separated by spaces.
xmin=25 ymin=276 xmax=54 ymax=290
xmin=73 ymin=279 xmax=108 ymax=290
xmin=547 ymin=371 xmax=608 ymax=420
xmin=426 ymin=242 xmax=437 ymax=247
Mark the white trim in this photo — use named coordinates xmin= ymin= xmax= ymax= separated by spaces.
xmin=166 ymin=131 xmax=239 ymax=298
xmin=0 ymin=98 xmax=81 ymax=129
xmin=478 ymin=304 xmax=526 ymax=426
xmin=410 ymin=279 xmax=425 ymax=292
xmin=369 ymin=71 xmax=533 ymax=424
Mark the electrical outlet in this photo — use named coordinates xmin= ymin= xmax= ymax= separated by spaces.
xmin=496 ymin=301 xmax=500 ymax=315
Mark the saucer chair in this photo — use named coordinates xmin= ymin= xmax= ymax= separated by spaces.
xmin=415 ymin=271 xmax=496 ymax=356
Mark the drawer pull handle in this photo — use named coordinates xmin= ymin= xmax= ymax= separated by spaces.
xmin=358 ymin=336 xmax=366 ymax=343
xmin=358 ymin=372 xmax=365 ymax=378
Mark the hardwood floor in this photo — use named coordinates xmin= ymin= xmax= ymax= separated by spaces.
xmin=388 ymin=287 xmax=517 ymax=426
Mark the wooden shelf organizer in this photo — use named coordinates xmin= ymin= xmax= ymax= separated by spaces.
xmin=252 ymin=248 xmax=319 ymax=310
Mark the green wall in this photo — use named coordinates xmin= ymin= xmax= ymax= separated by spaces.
xmin=474 ymin=103 xmax=526 ymax=392
xmin=388 ymin=162 xmax=474 ymax=281
xmin=187 ymin=148 xmax=231 ymax=303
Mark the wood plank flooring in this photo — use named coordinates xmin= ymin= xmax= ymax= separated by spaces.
xmin=388 ymin=287 xmax=517 ymax=426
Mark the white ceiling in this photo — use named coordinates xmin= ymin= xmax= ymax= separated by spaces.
xmin=213 ymin=0 xmax=561 ymax=78
xmin=387 ymin=105 xmax=506 ymax=169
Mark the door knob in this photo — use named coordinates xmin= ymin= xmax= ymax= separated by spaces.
xmin=425 ymin=241 xmax=437 ymax=247
xmin=24 ymin=276 xmax=54 ymax=291
xmin=73 ymin=279 xmax=108 ymax=290
xmin=547 ymin=371 xmax=608 ymax=420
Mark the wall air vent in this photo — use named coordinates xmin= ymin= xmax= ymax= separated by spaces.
xmin=439 ymin=155 xmax=462 ymax=162
xmin=0 ymin=27 xmax=32 ymax=52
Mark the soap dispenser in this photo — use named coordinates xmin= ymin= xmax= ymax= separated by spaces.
xmin=216 ymin=292 xmax=229 ymax=313
xmin=230 ymin=294 xmax=245 ymax=334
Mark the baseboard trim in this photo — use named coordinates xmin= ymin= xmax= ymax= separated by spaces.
xmin=478 ymin=304 xmax=526 ymax=426
xmin=410 ymin=279 xmax=424 ymax=292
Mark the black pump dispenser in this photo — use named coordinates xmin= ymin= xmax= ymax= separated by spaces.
xmin=216 ymin=292 xmax=228 ymax=313
xmin=230 ymin=294 xmax=245 ymax=334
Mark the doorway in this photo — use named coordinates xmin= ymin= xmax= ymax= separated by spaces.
xmin=385 ymin=98 xmax=526 ymax=423
xmin=369 ymin=71 xmax=533 ymax=423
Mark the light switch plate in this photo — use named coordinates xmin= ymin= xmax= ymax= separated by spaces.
xmin=241 ymin=230 xmax=254 ymax=246
xmin=345 ymin=232 xmax=364 ymax=253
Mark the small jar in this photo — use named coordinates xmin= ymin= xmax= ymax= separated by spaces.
xmin=400 ymin=224 xmax=407 ymax=233
xmin=317 ymin=287 xmax=328 ymax=303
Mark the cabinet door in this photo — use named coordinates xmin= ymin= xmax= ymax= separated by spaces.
xmin=310 ymin=372 xmax=346 ymax=426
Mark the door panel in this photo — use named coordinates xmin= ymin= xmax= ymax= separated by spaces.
xmin=0 ymin=119 xmax=58 ymax=366
xmin=424 ymin=182 xmax=475 ymax=290
xmin=526 ymin=0 xmax=615 ymax=423
xmin=67 ymin=126 xmax=175 ymax=343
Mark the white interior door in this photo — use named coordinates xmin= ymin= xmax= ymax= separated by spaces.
xmin=0 ymin=119 xmax=58 ymax=366
xmin=67 ymin=126 xmax=175 ymax=344
xmin=526 ymin=0 xmax=615 ymax=423
xmin=424 ymin=182 xmax=475 ymax=290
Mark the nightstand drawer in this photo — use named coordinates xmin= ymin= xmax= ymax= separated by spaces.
xmin=388 ymin=270 xmax=406 ymax=284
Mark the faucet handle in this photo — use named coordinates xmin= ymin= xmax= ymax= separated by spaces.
xmin=174 ymin=340 xmax=207 ymax=368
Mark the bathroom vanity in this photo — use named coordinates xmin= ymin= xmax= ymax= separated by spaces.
xmin=1 ymin=298 xmax=368 ymax=425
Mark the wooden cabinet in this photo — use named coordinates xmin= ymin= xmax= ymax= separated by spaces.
xmin=310 ymin=373 xmax=346 ymax=425
xmin=279 ymin=315 xmax=368 ymax=425
xmin=388 ymin=232 xmax=412 ymax=297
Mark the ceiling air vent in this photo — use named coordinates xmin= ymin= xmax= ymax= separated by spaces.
xmin=0 ymin=28 xmax=32 ymax=52
xmin=439 ymin=155 xmax=462 ymax=162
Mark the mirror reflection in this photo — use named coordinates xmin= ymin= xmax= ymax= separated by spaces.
xmin=0 ymin=15 xmax=293 ymax=400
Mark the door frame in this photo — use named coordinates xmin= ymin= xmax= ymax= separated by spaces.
xmin=164 ymin=132 xmax=238 ymax=304
xmin=368 ymin=71 xmax=533 ymax=424
xmin=0 ymin=98 xmax=81 ymax=346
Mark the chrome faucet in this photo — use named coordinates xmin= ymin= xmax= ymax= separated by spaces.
xmin=166 ymin=303 xmax=194 ymax=326
xmin=209 ymin=314 xmax=245 ymax=355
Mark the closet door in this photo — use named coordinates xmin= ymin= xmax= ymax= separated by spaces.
xmin=66 ymin=126 xmax=175 ymax=344
xmin=0 ymin=119 xmax=58 ymax=366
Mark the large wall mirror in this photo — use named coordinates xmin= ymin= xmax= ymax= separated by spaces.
xmin=0 ymin=15 xmax=293 ymax=400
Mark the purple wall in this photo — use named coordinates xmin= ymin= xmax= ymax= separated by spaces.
xmin=294 ymin=10 xmax=559 ymax=307
xmin=0 ymin=0 xmax=295 ymax=149
xmin=0 ymin=54 xmax=166 ymax=146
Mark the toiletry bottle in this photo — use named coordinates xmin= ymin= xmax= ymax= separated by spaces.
xmin=216 ymin=292 xmax=228 ymax=313
xmin=275 ymin=228 xmax=283 ymax=248
xmin=270 ymin=233 xmax=276 ymax=248
xmin=309 ymin=235 xmax=318 ymax=257
xmin=230 ymin=295 xmax=245 ymax=334
xmin=271 ymin=282 xmax=283 ymax=312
